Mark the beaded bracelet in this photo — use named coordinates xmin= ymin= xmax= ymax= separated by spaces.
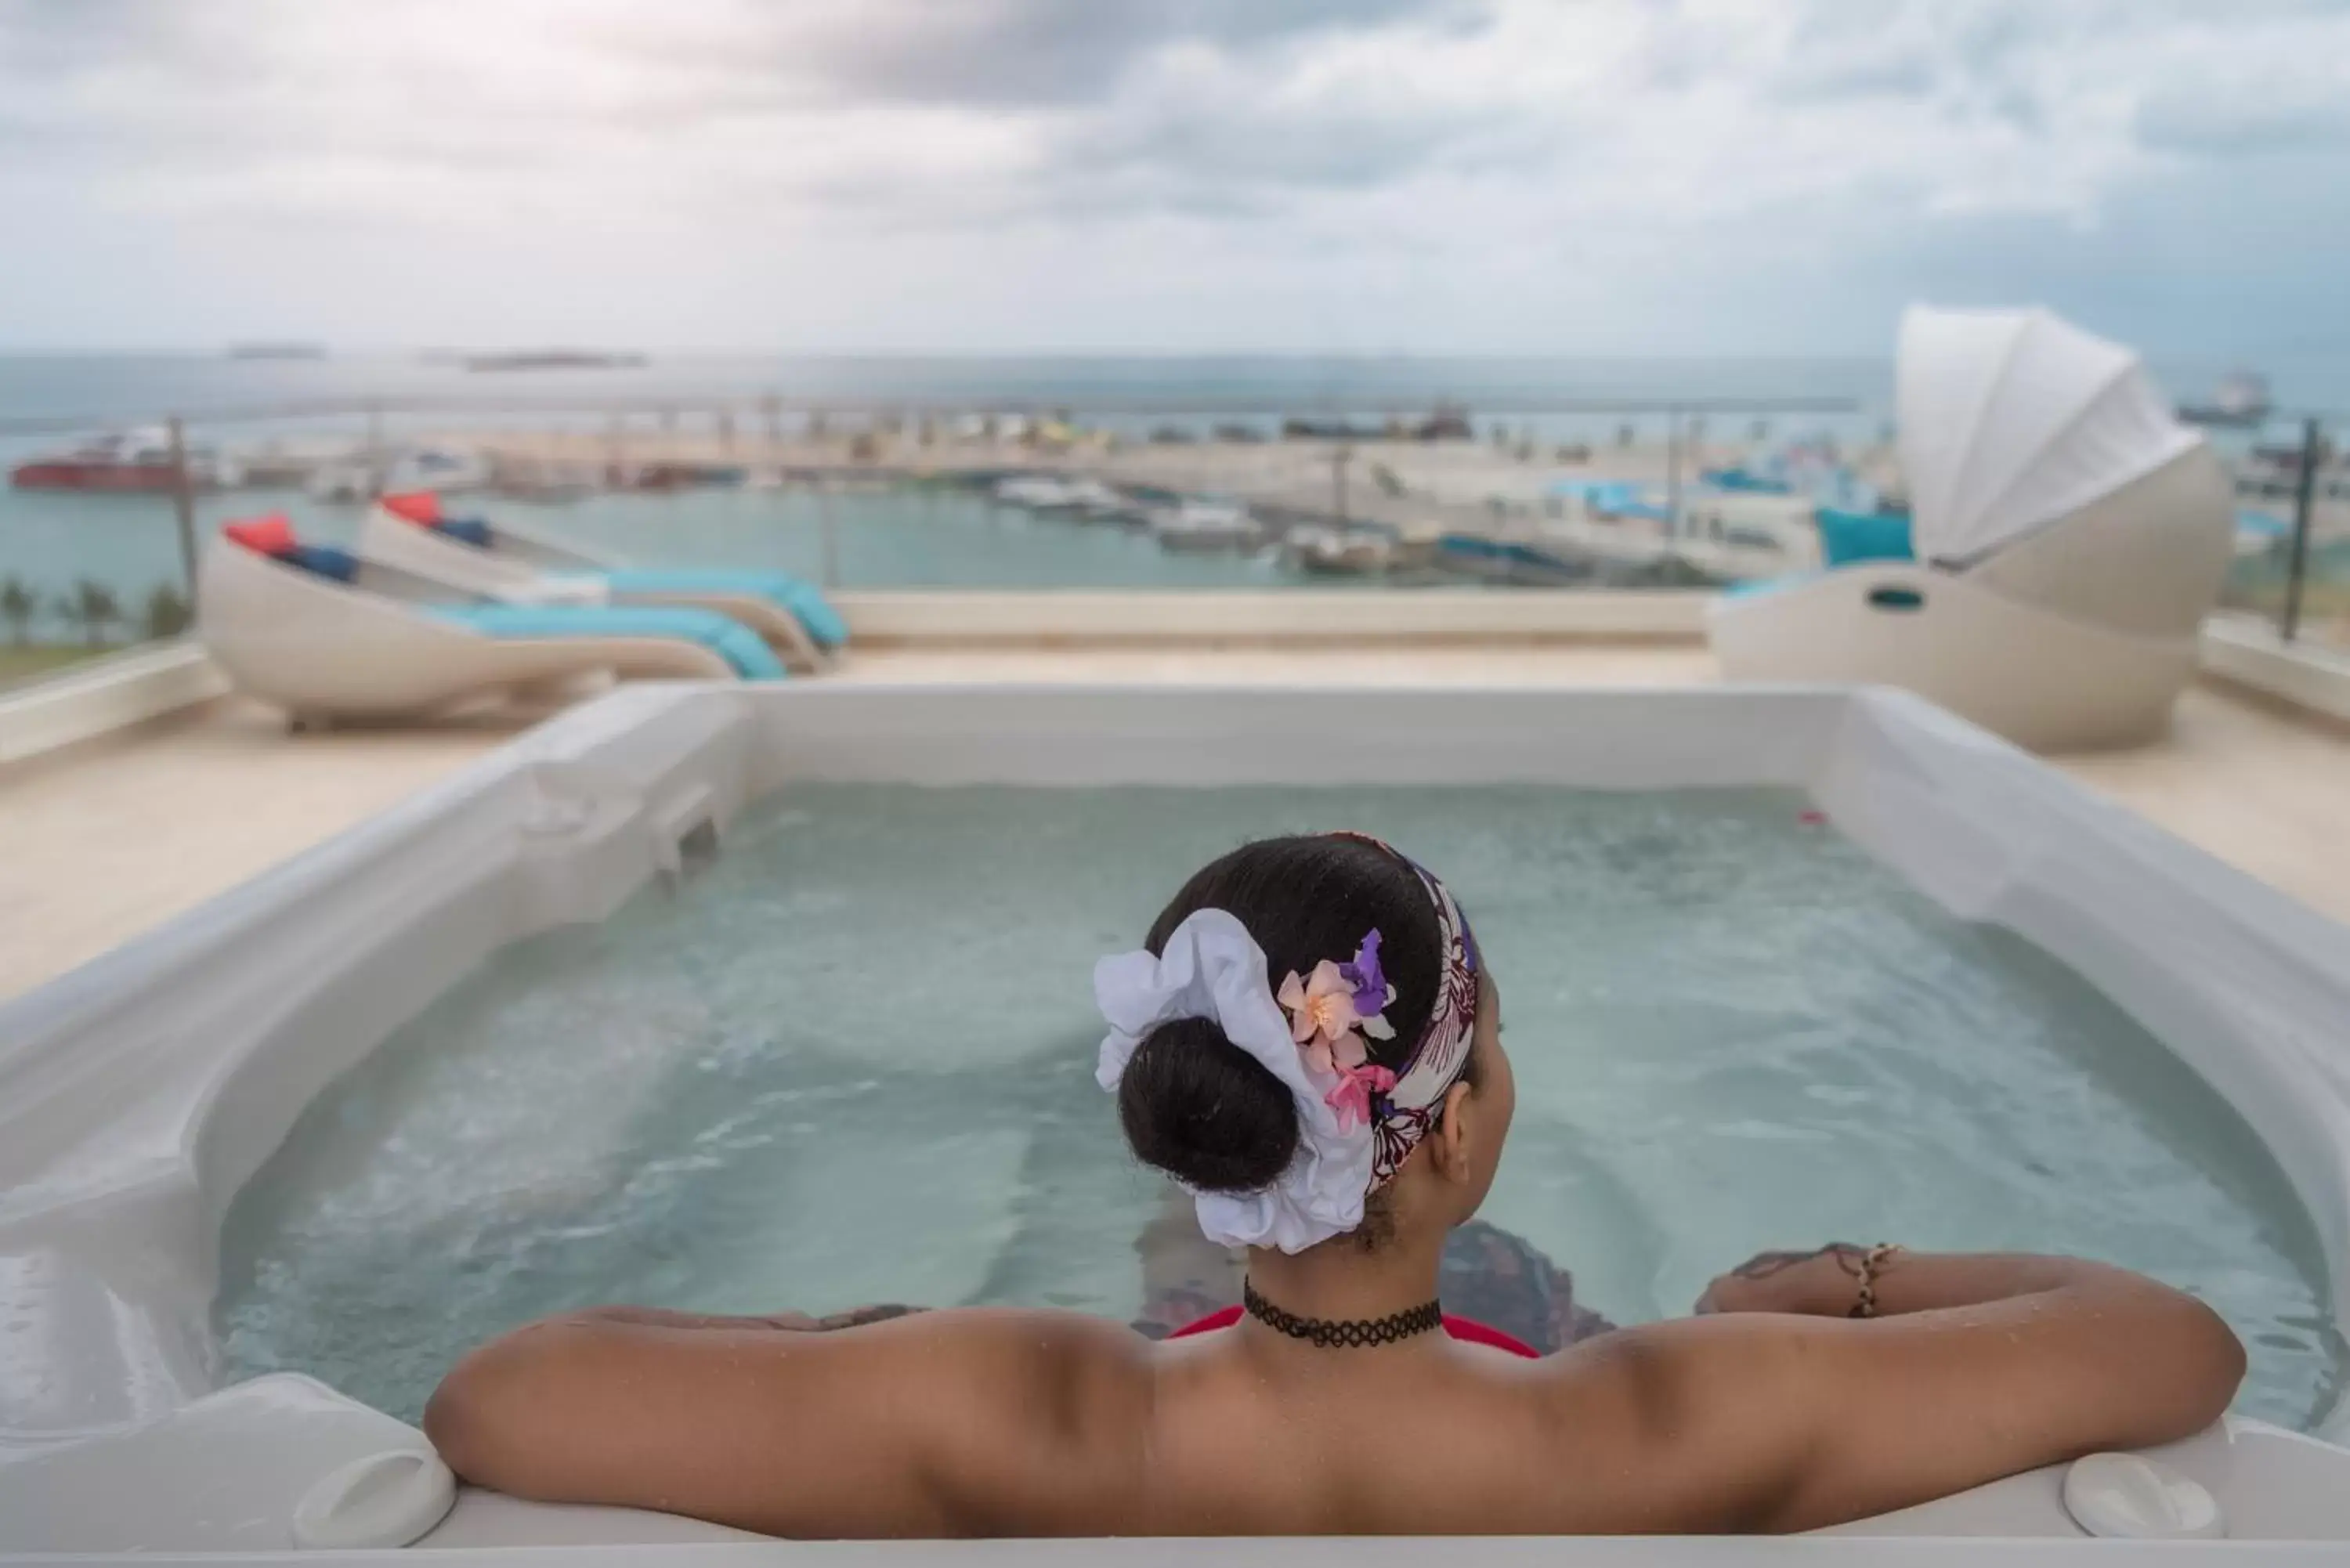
xmin=1848 ymin=1243 xmax=1904 ymax=1319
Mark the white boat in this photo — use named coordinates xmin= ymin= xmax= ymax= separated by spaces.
xmin=993 ymin=475 xmax=1133 ymax=519
xmin=389 ymin=446 xmax=494 ymax=494
xmin=2182 ymin=370 xmax=2272 ymax=428
xmin=1062 ymin=478 xmax=1132 ymax=518
xmin=222 ymin=435 xmax=367 ymax=490
xmin=305 ymin=460 xmax=377 ymax=504
xmin=1282 ymin=523 xmax=1394 ymax=576
xmin=993 ymin=475 xmax=1082 ymax=511
xmin=307 ymin=446 xmax=496 ymax=505
xmin=1149 ymin=497 xmax=1264 ymax=551
xmin=490 ymin=460 xmax=601 ymax=503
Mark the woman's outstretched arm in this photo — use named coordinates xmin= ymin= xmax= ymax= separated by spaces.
xmin=424 ymin=1306 xmax=1147 ymax=1537
xmin=1572 ymin=1248 xmax=2245 ymax=1533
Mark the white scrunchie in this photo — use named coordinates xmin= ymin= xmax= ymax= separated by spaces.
xmin=1094 ymin=908 xmax=1373 ymax=1253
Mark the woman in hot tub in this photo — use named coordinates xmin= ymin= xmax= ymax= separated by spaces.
xmin=426 ymin=833 xmax=2246 ymax=1537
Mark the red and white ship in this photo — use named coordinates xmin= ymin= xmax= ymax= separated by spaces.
xmin=8 ymin=428 xmax=240 ymax=492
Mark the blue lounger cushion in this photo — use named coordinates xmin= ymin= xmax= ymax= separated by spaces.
xmin=436 ymin=518 xmax=495 ymax=548
xmin=598 ymin=569 xmax=848 ymax=649
xmin=425 ymin=603 xmax=787 ymax=680
xmin=283 ymin=544 xmax=360 ymax=583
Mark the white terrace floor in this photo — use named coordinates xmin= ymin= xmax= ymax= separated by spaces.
xmin=5 ymin=644 xmax=2349 ymax=1002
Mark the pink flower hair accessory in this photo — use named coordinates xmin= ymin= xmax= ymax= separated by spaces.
xmin=1324 ymin=1062 xmax=1397 ymax=1133
xmin=1276 ymin=928 xmax=1397 ymax=1075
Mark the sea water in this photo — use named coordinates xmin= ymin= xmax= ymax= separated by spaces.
xmin=0 ymin=479 xmax=1300 ymax=646
xmin=0 ymin=349 xmax=1901 ymax=620
xmin=215 ymin=786 xmax=2343 ymax=1428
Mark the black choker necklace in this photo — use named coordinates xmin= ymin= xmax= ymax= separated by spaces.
xmin=1242 ymin=1280 xmax=1442 ymax=1348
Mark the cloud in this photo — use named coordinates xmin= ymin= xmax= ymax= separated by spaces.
xmin=766 ymin=0 xmax=1474 ymax=107
xmin=0 ymin=0 xmax=2347 ymax=356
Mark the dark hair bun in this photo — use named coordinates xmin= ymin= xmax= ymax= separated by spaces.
xmin=1117 ymin=1017 xmax=1300 ymax=1194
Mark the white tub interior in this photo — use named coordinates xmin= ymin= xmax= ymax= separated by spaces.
xmin=8 ymin=681 xmax=2350 ymax=1558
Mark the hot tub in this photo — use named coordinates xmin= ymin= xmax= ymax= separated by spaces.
xmin=6 ymin=682 xmax=2350 ymax=1556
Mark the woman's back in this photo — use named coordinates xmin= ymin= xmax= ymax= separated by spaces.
xmin=1137 ymin=1328 xmax=1570 ymax=1535
xmin=425 ymin=832 xmax=2245 ymax=1537
xmin=427 ymin=1252 xmax=2243 ymax=1539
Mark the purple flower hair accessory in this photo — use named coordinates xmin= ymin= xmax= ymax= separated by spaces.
xmin=1340 ymin=928 xmax=1397 ymax=1042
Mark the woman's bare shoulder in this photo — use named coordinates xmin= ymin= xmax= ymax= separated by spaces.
xmin=1465 ymin=1316 xmax=1828 ymax=1532
xmin=428 ymin=1304 xmax=1166 ymax=1537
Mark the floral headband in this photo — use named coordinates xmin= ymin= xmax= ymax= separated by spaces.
xmin=1094 ymin=835 xmax=1482 ymax=1253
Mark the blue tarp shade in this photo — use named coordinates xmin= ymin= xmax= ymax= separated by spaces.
xmin=1437 ymin=535 xmax=1503 ymax=560
xmin=426 ymin=603 xmax=788 ymax=680
xmin=1549 ymin=479 xmax=1647 ymax=511
xmin=1701 ymin=467 xmax=1794 ymax=495
xmin=1815 ymin=508 xmax=1914 ymax=568
xmin=600 ymin=568 xmax=849 ymax=649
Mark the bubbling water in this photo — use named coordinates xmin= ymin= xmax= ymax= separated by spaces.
xmin=217 ymin=785 xmax=2341 ymax=1428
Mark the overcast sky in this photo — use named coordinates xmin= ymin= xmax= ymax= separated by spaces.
xmin=3 ymin=0 xmax=2346 ymax=359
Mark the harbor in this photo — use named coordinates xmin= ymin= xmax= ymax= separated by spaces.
xmin=9 ymin=363 xmax=2348 ymax=695
xmin=0 ymin=389 xmax=1885 ymax=663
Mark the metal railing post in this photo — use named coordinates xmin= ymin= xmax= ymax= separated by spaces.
xmin=1665 ymin=406 xmax=1683 ymax=537
xmin=165 ymin=416 xmax=200 ymax=616
xmin=2283 ymin=415 xmax=2320 ymax=643
xmin=819 ymin=483 xmax=841 ymax=590
xmin=364 ymin=399 xmax=385 ymax=499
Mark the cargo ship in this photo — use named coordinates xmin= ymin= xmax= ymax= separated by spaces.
xmin=8 ymin=428 xmax=239 ymax=492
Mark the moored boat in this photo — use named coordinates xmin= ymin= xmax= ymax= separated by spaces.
xmin=9 ymin=428 xmax=238 ymax=492
xmin=1150 ymin=497 xmax=1264 ymax=552
xmin=1282 ymin=523 xmax=1394 ymax=576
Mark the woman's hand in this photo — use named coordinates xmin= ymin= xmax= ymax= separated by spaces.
xmin=560 ymin=1303 xmax=926 ymax=1331
xmin=815 ymin=1303 xmax=927 ymax=1331
xmin=1695 ymin=1245 xmax=1866 ymax=1317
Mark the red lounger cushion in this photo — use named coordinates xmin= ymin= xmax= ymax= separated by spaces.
xmin=380 ymin=491 xmax=443 ymax=525
xmin=223 ymin=515 xmax=297 ymax=555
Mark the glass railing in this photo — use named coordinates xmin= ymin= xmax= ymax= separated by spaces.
xmin=2211 ymin=411 xmax=2348 ymax=656
xmin=11 ymin=359 xmax=2345 ymax=685
xmin=1 ymin=359 xmax=1881 ymax=682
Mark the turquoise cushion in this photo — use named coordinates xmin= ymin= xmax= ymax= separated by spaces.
xmin=1815 ymin=508 xmax=1914 ymax=567
xmin=601 ymin=569 xmax=848 ymax=649
xmin=426 ymin=603 xmax=787 ymax=680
